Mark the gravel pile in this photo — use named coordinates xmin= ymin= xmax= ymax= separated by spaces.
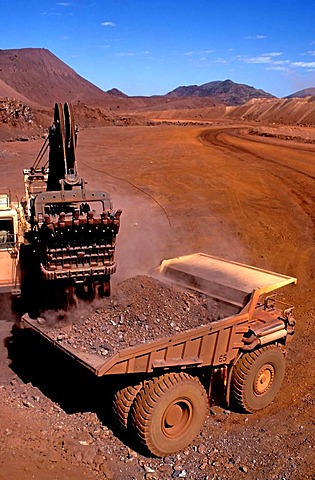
xmin=41 ymin=275 xmax=221 ymax=356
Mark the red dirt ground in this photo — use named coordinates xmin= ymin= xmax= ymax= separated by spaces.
xmin=0 ymin=121 xmax=314 ymax=479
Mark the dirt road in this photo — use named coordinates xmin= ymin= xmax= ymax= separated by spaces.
xmin=0 ymin=123 xmax=314 ymax=479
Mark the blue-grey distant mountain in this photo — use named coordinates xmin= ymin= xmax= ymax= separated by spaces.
xmin=167 ymin=79 xmax=275 ymax=106
xmin=285 ymin=87 xmax=315 ymax=99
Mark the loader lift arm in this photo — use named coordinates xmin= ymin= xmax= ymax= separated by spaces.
xmin=47 ymin=102 xmax=79 ymax=191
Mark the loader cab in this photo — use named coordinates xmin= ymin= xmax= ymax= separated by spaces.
xmin=0 ymin=193 xmax=21 ymax=297
xmin=0 ymin=194 xmax=18 ymax=248
xmin=0 ymin=217 xmax=16 ymax=247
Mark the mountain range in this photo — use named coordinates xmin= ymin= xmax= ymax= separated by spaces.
xmin=0 ymin=47 xmax=300 ymax=109
xmin=0 ymin=48 xmax=314 ymax=129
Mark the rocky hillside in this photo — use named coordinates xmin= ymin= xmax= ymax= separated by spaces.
xmin=0 ymin=48 xmax=110 ymax=107
xmin=167 ymin=79 xmax=275 ymax=106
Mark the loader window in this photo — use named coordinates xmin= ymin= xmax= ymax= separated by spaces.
xmin=0 ymin=218 xmax=15 ymax=247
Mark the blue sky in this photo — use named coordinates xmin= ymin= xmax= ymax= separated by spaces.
xmin=1 ymin=0 xmax=315 ymax=97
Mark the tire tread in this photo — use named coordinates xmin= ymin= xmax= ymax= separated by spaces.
xmin=131 ymin=372 xmax=208 ymax=456
xmin=231 ymin=344 xmax=285 ymax=413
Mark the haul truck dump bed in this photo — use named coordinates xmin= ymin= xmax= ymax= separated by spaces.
xmin=158 ymin=253 xmax=296 ymax=309
xmin=20 ymin=253 xmax=297 ymax=457
xmin=21 ymin=253 xmax=296 ymax=376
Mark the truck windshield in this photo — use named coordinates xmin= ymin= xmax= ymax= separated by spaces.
xmin=0 ymin=218 xmax=16 ymax=247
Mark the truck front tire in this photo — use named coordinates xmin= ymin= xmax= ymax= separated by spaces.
xmin=231 ymin=344 xmax=285 ymax=413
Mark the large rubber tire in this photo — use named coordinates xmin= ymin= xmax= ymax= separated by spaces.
xmin=130 ymin=372 xmax=208 ymax=457
xmin=113 ymin=383 xmax=143 ymax=429
xmin=231 ymin=345 xmax=285 ymax=413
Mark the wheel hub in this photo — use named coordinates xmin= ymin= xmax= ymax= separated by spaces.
xmin=162 ymin=400 xmax=192 ymax=438
xmin=165 ymin=404 xmax=183 ymax=427
xmin=254 ymin=364 xmax=274 ymax=395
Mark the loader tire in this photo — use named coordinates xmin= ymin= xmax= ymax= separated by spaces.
xmin=130 ymin=372 xmax=208 ymax=457
xmin=113 ymin=383 xmax=143 ymax=430
xmin=231 ymin=345 xmax=285 ymax=413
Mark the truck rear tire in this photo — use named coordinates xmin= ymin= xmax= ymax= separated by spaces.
xmin=113 ymin=383 xmax=143 ymax=429
xmin=130 ymin=372 xmax=208 ymax=457
xmin=231 ymin=345 xmax=285 ymax=413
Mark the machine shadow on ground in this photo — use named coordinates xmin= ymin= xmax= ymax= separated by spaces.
xmin=5 ymin=327 xmax=150 ymax=453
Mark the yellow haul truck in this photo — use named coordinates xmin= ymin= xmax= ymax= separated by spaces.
xmin=21 ymin=253 xmax=297 ymax=457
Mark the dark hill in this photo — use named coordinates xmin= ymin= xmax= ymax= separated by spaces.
xmin=167 ymin=79 xmax=275 ymax=106
xmin=285 ymin=87 xmax=315 ymax=99
xmin=106 ymin=88 xmax=128 ymax=97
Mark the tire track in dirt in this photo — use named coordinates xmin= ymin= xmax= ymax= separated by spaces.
xmin=78 ymin=156 xmax=172 ymax=227
xmin=199 ymin=128 xmax=315 ymax=180
xmin=199 ymin=127 xmax=315 ymax=285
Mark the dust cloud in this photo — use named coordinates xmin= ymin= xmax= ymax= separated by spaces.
xmin=111 ymin=192 xmax=172 ymax=286
xmin=39 ymin=296 xmax=112 ymax=327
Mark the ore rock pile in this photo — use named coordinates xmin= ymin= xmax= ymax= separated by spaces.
xmin=41 ymin=275 xmax=222 ymax=356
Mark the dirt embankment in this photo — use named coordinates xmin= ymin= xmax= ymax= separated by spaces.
xmin=0 ymin=98 xmax=152 ymax=142
xmin=227 ymin=96 xmax=315 ymax=126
